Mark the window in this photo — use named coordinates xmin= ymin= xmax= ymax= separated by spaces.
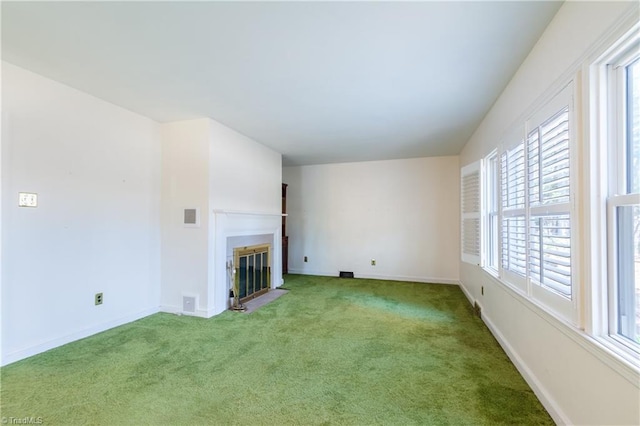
xmin=493 ymin=83 xmax=576 ymax=321
xmin=527 ymin=105 xmax=572 ymax=299
xmin=484 ymin=151 xmax=499 ymax=272
xmin=601 ymin=32 xmax=640 ymax=352
xmin=474 ymin=83 xmax=576 ymax=320
xmin=500 ymin=137 xmax=527 ymax=289
xmin=468 ymin=17 xmax=640 ymax=369
xmin=461 ymin=161 xmax=482 ymax=265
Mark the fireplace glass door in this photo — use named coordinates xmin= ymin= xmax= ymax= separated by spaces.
xmin=235 ymin=244 xmax=271 ymax=302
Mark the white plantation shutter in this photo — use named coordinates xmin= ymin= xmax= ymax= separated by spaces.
xmin=500 ymin=134 xmax=527 ymax=286
xmin=502 ymin=216 xmax=527 ymax=276
xmin=502 ymin=142 xmax=526 ymax=210
xmin=526 ymin=83 xmax=573 ymax=299
xmin=529 ymin=215 xmax=571 ymax=296
xmin=461 ymin=161 xmax=482 ymax=265
xmin=527 ymin=108 xmax=571 ymax=207
xmin=491 ymin=81 xmax=576 ymax=323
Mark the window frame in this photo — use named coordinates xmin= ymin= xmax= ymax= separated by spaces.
xmin=526 ymin=85 xmax=577 ymax=320
xmin=589 ymin=23 xmax=640 ymax=360
xmin=461 ymin=160 xmax=483 ymax=266
xmin=487 ymin=83 xmax=578 ymax=324
xmin=483 ymin=149 xmax=500 ymax=275
xmin=607 ymin=195 xmax=640 ymax=353
xmin=500 ymin=135 xmax=528 ymax=294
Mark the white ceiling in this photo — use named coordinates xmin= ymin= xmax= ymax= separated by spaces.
xmin=1 ymin=1 xmax=562 ymax=166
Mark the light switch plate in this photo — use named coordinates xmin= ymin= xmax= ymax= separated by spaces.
xmin=18 ymin=192 xmax=38 ymax=208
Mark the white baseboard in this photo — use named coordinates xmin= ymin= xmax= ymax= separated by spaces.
xmin=287 ymin=269 xmax=459 ymax=285
xmin=1 ymin=307 xmax=159 ymax=366
xmin=458 ymin=281 xmax=475 ymax=305
xmin=286 ymin=269 xmax=335 ymax=277
xmin=458 ymin=279 xmax=568 ymax=424
xmin=159 ymin=304 xmax=211 ymax=318
xmin=481 ymin=311 xmax=570 ymax=425
xmin=356 ymin=272 xmax=460 ymax=285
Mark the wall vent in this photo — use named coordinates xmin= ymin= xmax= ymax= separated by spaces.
xmin=184 ymin=208 xmax=197 ymax=225
xmin=473 ymin=301 xmax=482 ymax=318
xmin=183 ymin=296 xmax=196 ymax=313
xmin=339 ymin=271 xmax=354 ymax=278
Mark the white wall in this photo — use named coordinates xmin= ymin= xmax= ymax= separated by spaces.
xmin=283 ymin=156 xmax=459 ymax=283
xmin=1 ymin=62 xmax=161 ymax=365
xmin=161 ymin=118 xmax=283 ymax=316
xmin=160 ymin=119 xmax=211 ymax=316
xmin=210 ymin=120 xmax=282 ymax=213
xmin=459 ymin=2 xmax=639 ymax=425
xmin=1 ymin=62 xmax=284 ymax=363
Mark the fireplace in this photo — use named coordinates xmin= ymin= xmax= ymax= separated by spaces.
xmin=211 ymin=210 xmax=283 ymax=315
xmin=231 ymin=244 xmax=271 ymax=310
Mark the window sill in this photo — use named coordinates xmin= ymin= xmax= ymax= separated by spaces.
xmin=480 ymin=269 xmax=640 ymax=388
xmin=482 ymin=266 xmax=499 ymax=279
xmin=595 ymin=335 xmax=640 ymax=369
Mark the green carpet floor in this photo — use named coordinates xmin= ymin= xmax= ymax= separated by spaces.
xmin=1 ymin=275 xmax=553 ymax=425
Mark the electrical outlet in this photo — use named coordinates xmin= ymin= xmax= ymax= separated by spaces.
xmin=304 ymin=256 xmax=308 ymax=262
xmin=95 ymin=293 xmax=103 ymax=305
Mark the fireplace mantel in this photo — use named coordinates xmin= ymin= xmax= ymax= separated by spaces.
xmin=213 ymin=209 xmax=286 ymax=217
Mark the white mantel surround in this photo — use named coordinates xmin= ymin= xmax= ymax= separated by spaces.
xmin=210 ymin=210 xmax=284 ymax=316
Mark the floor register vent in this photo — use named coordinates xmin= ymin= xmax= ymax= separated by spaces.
xmin=183 ymin=296 xmax=196 ymax=313
xmin=473 ymin=301 xmax=482 ymax=318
